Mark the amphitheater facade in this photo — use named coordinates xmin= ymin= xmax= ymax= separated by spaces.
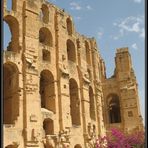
xmin=3 ymin=0 xmax=144 ymax=147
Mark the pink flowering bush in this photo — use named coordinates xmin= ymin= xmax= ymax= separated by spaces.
xmin=95 ymin=128 xmax=145 ymax=148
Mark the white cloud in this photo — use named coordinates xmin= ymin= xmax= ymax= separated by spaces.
xmin=97 ymin=28 xmax=104 ymax=39
xmin=70 ymin=2 xmax=82 ymax=10
xmin=132 ymin=22 xmax=141 ymax=32
xmin=131 ymin=43 xmax=138 ymax=50
xmin=113 ymin=22 xmax=117 ymax=26
xmin=113 ymin=36 xmax=120 ymax=40
xmin=133 ymin=0 xmax=142 ymax=3
xmin=113 ymin=15 xmax=144 ymax=39
xmin=86 ymin=5 xmax=92 ymax=10
xmin=69 ymin=2 xmax=93 ymax=11
xmin=111 ymin=30 xmax=124 ymax=40
xmin=97 ymin=32 xmax=103 ymax=39
xmin=140 ymin=28 xmax=145 ymax=38
xmin=75 ymin=16 xmax=81 ymax=20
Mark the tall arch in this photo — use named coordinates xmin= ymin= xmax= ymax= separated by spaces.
xmin=39 ymin=27 xmax=53 ymax=46
xmin=39 ymin=70 xmax=55 ymax=112
xmin=43 ymin=118 xmax=54 ymax=135
xmin=66 ymin=18 xmax=73 ymax=35
xmin=74 ymin=144 xmax=82 ymax=148
xmin=107 ymin=94 xmax=121 ymax=123
xmin=67 ymin=39 xmax=76 ymax=62
xmin=69 ymin=78 xmax=81 ymax=126
xmin=44 ymin=145 xmax=54 ymax=148
xmin=41 ymin=4 xmax=49 ymax=24
xmin=89 ymin=86 xmax=96 ymax=120
xmin=5 ymin=144 xmax=16 ymax=148
xmin=85 ymin=41 xmax=91 ymax=65
xmin=3 ymin=15 xmax=19 ymax=52
xmin=3 ymin=62 xmax=19 ymax=124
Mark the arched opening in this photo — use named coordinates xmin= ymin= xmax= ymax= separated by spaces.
xmin=3 ymin=15 xmax=19 ymax=52
xmin=43 ymin=118 xmax=54 ymax=135
xmin=69 ymin=78 xmax=81 ymax=126
xmin=6 ymin=0 xmax=17 ymax=11
xmin=40 ymin=70 xmax=55 ymax=113
xmin=85 ymin=41 xmax=91 ymax=65
xmin=67 ymin=39 xmax=76 ymax=62
xmin=108 ymin=94 xmax=121 ymax=123
xmin=66 ymin=18 xmax=73 ymax=35
xmin=39 ymin=27 xmax=53 ymax=47
xmin=5 ymin=144 xmax=16 ymax=148
xmin=42 ymin=49 xmax=51 ymax=62
xmin=74 ymin=144 xmax=82 ymax=148
xmin=89 ymin=86 xmax=96 ymax=120
xmin=3 ymin=62 xmax=19 ymax=124
xmin=93 ymin=124 xmax=96 ymax=133
xmin=44 ymin=143 xmax=54 ymax=148
xmin=41 ymin=4 xmax=49 ymax=24
xmin=44 ymin=145 xmax=54 ymax=148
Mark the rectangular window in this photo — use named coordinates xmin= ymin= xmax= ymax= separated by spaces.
xmin=128 ymin=111 xmax=133 ymax=117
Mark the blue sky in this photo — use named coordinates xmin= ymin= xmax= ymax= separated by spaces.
xmin=4 ymin=0 xmax=145 ymax=123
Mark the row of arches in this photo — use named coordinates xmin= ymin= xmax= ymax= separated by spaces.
xmin=40 ymin=73 xmax=125 ymax=125
xmin=6 ymin=0 xmax=73 ymax=35
xmin=3 ymin=62 xmax=122 ymax=126
xmin=40 ymin=4 xmax=73 ymax=35
xmin=3 ymin=63 xmax=96 ymax=125
xmin=4 ymin=15 xmax=91 ymax=65
xmin=67 ymin=39 xmax=91 ymax=65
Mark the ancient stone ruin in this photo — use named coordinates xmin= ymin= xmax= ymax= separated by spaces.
xmin=3 ymin=0 xmax=144 ymax=147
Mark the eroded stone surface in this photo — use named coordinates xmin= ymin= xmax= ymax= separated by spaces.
xmin=3 ymin=0 xmax=143 ymax=147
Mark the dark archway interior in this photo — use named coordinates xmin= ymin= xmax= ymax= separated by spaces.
xmin=5 ymin=144 xmax=16 ymax=148
xmin=67 ymin=39 xmax=76 ymax=62
xmin=89 ymin=86 xmax=96 ymax=121
xmin=40 ymin=70 xmax=55 ymax=112
xmin=85 ymin=41 xmax=91 ymax=65
xmin=66 ymin=18 xmax=72 ymax=35
xmin=74 ymin=144 xmax=82 ymax=148
xmin=41 ymin=4 xmax=49 ymax=24
xmin=39 ymin=27 xmax=53 ymax=46
xmin=3 ymin=63 xmax=19 ymax=124
xmin=69 ymin=78 xmax=81 ymax=126
xmin=108 ymin=95 xmax=121 ymax=123
xmin=43 ymin=118 xmax=54 ymax=135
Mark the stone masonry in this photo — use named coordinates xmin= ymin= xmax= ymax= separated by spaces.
xmin=3 ymin=0 xmax=144 ymax=147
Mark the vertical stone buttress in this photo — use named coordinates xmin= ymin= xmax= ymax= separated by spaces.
xmin=115 ymin=48 xmax=144 ymax=132
xmin=3 ymin=0 xmax=24 ymax=147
